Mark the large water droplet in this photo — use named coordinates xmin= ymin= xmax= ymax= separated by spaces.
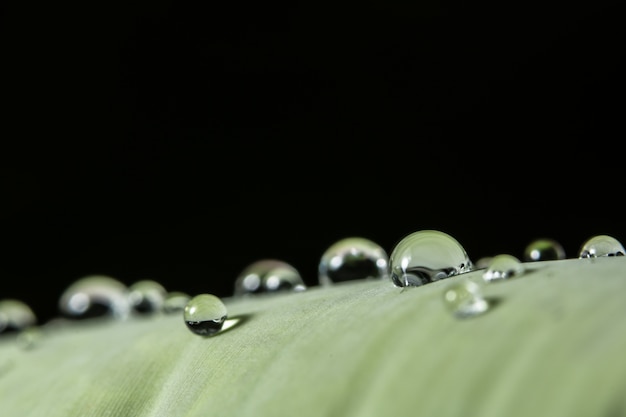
xmin=523 ymin=238 xmax=566 ymax=261
xmin=443 ymin=279 xmax=489 ymax=318
xmin=128 ymin=280 xmax=168 ymax=314
xmin=318 ymin=237 xmax=389 ymax=285
xmin=233 ymin=259 xmax=306 ymax=296
xmin=58 ymin=275 xmax=131 ymax=320
xmin=483 ymin=254 xmax=525 ymax=282
xmin=184 ymin=294 xmax=227 ymax=336
xmin=0 ymin=299 xmax=37 ymax=334
xmin=389 ymin=230 xmax=473 ymax=287
xmin=578 ymin=234 xmax=626 ymax=258
xmin=163 ymin=291 xmax=191 ymax=314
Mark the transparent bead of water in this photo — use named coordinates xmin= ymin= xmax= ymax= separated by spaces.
xmin=234 ymin=259 xmax=306 ymax=296
xmin=578 ymin=234 xmax=626 ymax=258
xmin=318 ymin=236 xmax=389 ymax=286
xmin=163 ymin=291 xmax=191 ymax=314
xmin=389 ymin=230 xmax=473 ymax=287
xmin=523 ymin=238 xmax=566 ymax=261
xmin=483 ymin=254 xmax=525 ymax=282
xmin=442 ymin=279 xmax=489 ymax=318
xmin=128 ymin=280 xmax=168 ymax=314
xmin=58 ymin=275 xmax=131 ymax=320
xmin=183 ymin=294 xmax=228 ymax=336
xmin=0 ymin=299 xmax=37 ymax=334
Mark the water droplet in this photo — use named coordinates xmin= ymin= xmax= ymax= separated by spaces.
xmin=474 ymin=256 xmax=494 ymax=270
xmin=389 ymin=230 xmax=473 ymax=287
xmin=128 ymin=280 xmax=168 ymax=314
xmin=233 ymin=259 xmax=306 ymax=296
xmin=58 ymin=275 xmax=131 ymax=320
xmin=443 ymin=279 xmax=489 ymax=318
xmin=0 ymin=299 xmax=37 ymax=334
xmin=578 ymin=234 xmax=626 ymax=258
xmin=16 ymin=326 xmax=43 ymax=350
xmin=483 ymin=254 xmax=525 ymax=282
xmin=163 ymin=291 xmax=191 ymax=314
xmin=318 ymin=237 xmax=389 ymax=285
xmin=184 ymin=294 xmax=227 ymax=336
xmin=523 ymin=238 xmax=566 ymax=261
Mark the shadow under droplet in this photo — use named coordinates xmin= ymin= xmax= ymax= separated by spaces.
xmin=204 ymin=313 xmax=252 ymax=338
xmin=454 ymin=296 xmax=502 ymax=319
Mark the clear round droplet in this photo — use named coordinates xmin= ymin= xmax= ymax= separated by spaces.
xmin=58 ymin=275 xmax=131 ymax=320
xmin=389 ymin=230 xmax=473 ymax=287
xmin=0 ymin=299 xmax=37 ymax=334
xmin=483 ymin=254 xmax=525 ymax=282
xmin=128 ymin=280 xmax=168 ymax=314
xmin=443 ymin=279 xmax=489 ymax=318
xmin=578 ymin=234 xmax=626 ymax=258
xmin=318 ymin=237 xmax=389 ymax=285
xmin=163 ymin=291 xmax=191 ymax=314
xmin=183 ymin=294 xmax=227 ymax=336
xmin=523 ymin=238 xmax=566 ymax=262
xmin=233 ymin=259 xmax=306 ymax=296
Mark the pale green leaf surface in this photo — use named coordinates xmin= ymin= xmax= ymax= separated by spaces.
xmin=2 ymin=257 xmax=626 ymax=417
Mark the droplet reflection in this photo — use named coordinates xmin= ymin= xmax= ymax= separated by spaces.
xmin=389 ymin=230 xmax=473 ymax=287
xmin=318 ymin=237 xmax=389 ymax=285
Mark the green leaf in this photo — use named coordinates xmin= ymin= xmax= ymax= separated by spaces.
xmin=2 ymin=257 xmax=626 ymax=416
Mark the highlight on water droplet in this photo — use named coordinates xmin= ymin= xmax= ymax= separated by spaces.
xmin=128 ymin=280 xmax=168 ymax=315
xmin=58 ymin=275 xmax=131 ymax=320
xmin=184 ymin=293 xmax=227 ymax=336
xmin=442 ymin=279 xmax=489 ymax=318
xmin=389 ymin=230 xmax=473 ymax=287
xmin=163 ymin=291 xmax=191 ymax=314
xmin=482 ymin=254 xmax=525 ymax=282
xmin=578 ymin=234 xmax=626 ymax=258
xmin=233 ymin=259 xmax=306 ymax=296
xmin=523 ymin=238 xmax=566 ymax=262
xmin=0 ymin=299 xmax=37 ymax=334
xmin=318 ymin=236 xmax=389 ymax=286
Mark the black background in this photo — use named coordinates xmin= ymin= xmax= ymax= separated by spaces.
xmin=2 ymin=0 xmax=625 ymax=324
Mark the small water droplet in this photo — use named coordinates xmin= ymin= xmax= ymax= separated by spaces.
xmin=163 ymin=291 xmax=191 ymax=314
xmin=389 ymin=230 xmax=474 ymax=287
xmin=578 ymin=234 xmax=626 ymax=258
xmin=128 ymin=280 xmax=168 ymax=314
xmin=233 ymin=259 xmax=306 ymax=296
xmin=443 ymin=279 xmax=489 ymax=318
xmin=184 ymin=294 xmax=227 ymax=336
xmin=483 ymin=254 xmax=525 ymax=282
xmin=16 ymin=326 xmax=43 ymax=350
xmin=474 ymin=256 xmax=494 ymax=269
xmin=523 ymin=238 xmax=566 ymax=261
xmin=318 ymin=237 xmax=389 ymax=285
xmin=0 ymin=299 xmax=37 ymax=334
xmin=58 ymin=275 xmax=131 ymax=320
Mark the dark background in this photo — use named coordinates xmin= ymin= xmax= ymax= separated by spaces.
xmin=2 ymin=0 xmax=625 ymax=324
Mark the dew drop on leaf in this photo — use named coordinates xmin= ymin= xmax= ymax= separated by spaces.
xmin=318 ymin=237 xmax=389 ymax=285
xmin=578 ymin=234 xmax=626 ymax=258
xmin=163 ymin=291 xmax=191 ymax=314
xmin=482 ymin=254 xmax=525 ymax=282
xmin=443 ymin=279 xmax=489 ymax=318
xmin=233 ymin=259 xmax=306 ymax=296
xmin=389 ymin=230 xmax=473 ymax=287
xmin=0 ymin=299 xmax=37 ymax=334
xmin=128 ymin=280 xmax=168 ymax=314
xmin=58 ymin=275 xmax=131 ymax=320
xmin=523 ymin=238 xmax=566 ymax=262
xmin=184 ymin=294 xmax=227 ymax=336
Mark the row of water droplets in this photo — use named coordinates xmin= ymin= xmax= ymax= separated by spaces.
xmin=1 ymin=232 xmax=624 ymax=344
